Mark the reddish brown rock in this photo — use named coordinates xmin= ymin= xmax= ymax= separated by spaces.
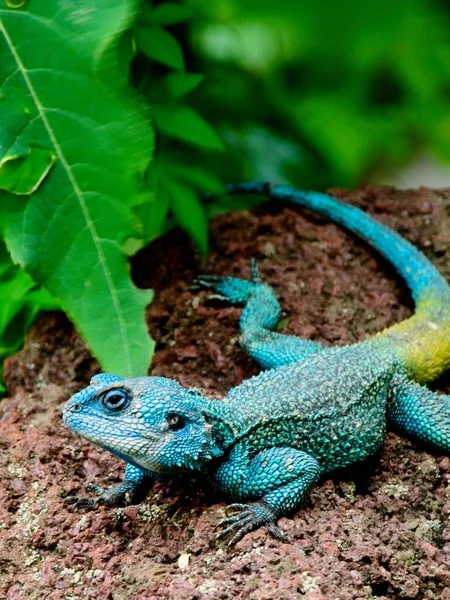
xmin=1 ymin=186 xmax=450 ymax=599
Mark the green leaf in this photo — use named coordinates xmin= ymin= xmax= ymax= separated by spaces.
xmin=0 ymin=256 xmax=44 ymax=340
xmin=0 ymin=0 xmax=155 ymax=377
xmin=0 ymin=148 xmax=56 ymax=194
xmin=134 ymin=23 xmax=184 ymax=70
xmin=164 ymin=72 xmax=204 ymax=98
xmin=134 ymin=167 xmax=171 ymax=243
xmin=0 ymin=239 xmax=59 ymax=392
xmin=139 ymin=192 xmax=171 ymax=243
xmin=162 ymin=162 xmax=224 ymax=194
xmin=151 ymin=3 xmax=194 ymax=25
xmin=153 ymin=105 xmax=224 ymax=150
xmin=164 ymin=179 xmax=209 ymax=256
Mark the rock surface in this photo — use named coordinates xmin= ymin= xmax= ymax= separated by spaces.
xmin=1 ymin=186 xmax=450 ymax=599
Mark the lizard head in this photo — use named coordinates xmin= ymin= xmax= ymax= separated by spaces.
xmin=63 ymin=374 xmax=223 ymax=474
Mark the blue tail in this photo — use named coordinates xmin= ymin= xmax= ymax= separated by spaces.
xmin=224 ymin=182 xmax=450 ymax=307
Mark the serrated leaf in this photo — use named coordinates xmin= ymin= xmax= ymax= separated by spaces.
xmin=134 ymin=23 xmax=184 ymax=70
xmin=153 ymin=105 xmax=224 ymax=150
xmin=164 ymin=179 xmax=208 ymax=256
xmin=0 ymin=0 xmax=155 ymax=377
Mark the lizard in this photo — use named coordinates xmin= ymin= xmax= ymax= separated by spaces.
xmin=63 ymin=182 xmax=450 ymax=546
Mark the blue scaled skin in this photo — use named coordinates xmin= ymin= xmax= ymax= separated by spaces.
xmin=63 ymin=183 xmax=450 ymax=546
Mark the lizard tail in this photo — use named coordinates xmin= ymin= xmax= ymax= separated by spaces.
xmin=221 ymin=182 xmax=450 ymax=382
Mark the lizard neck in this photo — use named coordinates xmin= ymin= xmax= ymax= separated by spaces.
xmin=196 ymin=395 xmax=238 ymax=451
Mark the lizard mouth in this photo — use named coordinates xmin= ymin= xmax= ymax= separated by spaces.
xmin=62 ymin=410 xmax=158 ymax=443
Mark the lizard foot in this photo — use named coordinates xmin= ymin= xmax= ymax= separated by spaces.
xmin=64 ymin=482 xmax=137 ymax=511
xmin=217 ymin=501 xmax=288 ymax=547
xmin=192 ymin=260 xmax=261 ymax=304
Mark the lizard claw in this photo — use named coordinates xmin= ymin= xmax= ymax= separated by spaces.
xmin=192 ymin=260 xmax=260 ymax=292
xmin=217 ymin=501 xmax=287 ymax=547
xmin=64 ymin=482 xmax=131 ymax=511
xmin=192 ymin=267 xmax=261 ymax=305
xmin=250 ymin=258 xmax=261 ymax=283
xmin=191 ymin=274 xmax=224 ymax=291
xmin=63 ymin=494 xmax=97 ymax=511
xmin=191 ymin=275 xmax=227 ymax=301
xmin=266 ymin=521 xmax=289 ymax=542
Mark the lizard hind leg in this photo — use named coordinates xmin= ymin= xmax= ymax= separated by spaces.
xmin=193 ymin=262 xmax=323 ymax=369
xmin=389 ymin=374 xmax=450 ymax=453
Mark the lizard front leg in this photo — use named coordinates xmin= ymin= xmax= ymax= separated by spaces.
xmin=64 ymin=462 xmax=154 ymax=509
xmin=211 ymin=445 xmax=321 ymax=546
xmin=194 ymin=261 xmax=323 ymax=369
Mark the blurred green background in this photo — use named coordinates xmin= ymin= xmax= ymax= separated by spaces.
xmin=145 ymin=0 xmax=450 ymax=192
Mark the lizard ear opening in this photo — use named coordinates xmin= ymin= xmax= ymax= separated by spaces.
xmin=166 ymin=412 xmax=186 ymax=431
xmin=158 ymin=409 xmax=223 ymax=471
xmin=90 ymin=373 xmax=125 ymax=386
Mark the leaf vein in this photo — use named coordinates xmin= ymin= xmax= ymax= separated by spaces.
xmin=0 ymin=17 xmax=133 ymax=374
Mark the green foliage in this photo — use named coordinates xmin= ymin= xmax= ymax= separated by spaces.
xmin=1 ymin=0 xmax=450 ymax=391
xmin=134 ymin=22 xmax=185 ymax=70
xmin=185 ymin=0 xmax=450 ymax=188
xmin=0 ymin=241 xmax=59 ymax=393
xmin=0 ymin=0 xmax=155 ymax=380
xmin=0 ymin=0 xmax=225 ymax=389
xmin=132 ymin=3 xmax=225 ymax=247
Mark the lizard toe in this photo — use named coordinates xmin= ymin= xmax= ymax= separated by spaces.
xmin=192 ymin=274 xmax=257 ymax=304
xmin=63 ymin=482 xmax=132 ymax=511
xmin=63 ymin=495 xmax=97 ymax=510
xmin=191 ymin=275 xmax=223 ymax=290
xmin=266 ymin=521 xmax=288 ymax=542
xmin=225 ymin=503 xmax=250 ymax=512
xmin=218 ymin=512 xmax=252 ymax=529
xmin=217 ymin=500 xmax=281 ymax=546
xmin=217 ymin=514 xmax=255 ymax=544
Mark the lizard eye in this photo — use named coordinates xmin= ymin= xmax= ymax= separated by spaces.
xmin=166 ymin=413 xmax=186 ymax=431
xmin=101 ymin=389 xmax=130 ymax=412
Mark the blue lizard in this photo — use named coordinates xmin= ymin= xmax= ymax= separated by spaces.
xmin=63 ymin=182 xmax=450 ymax=545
